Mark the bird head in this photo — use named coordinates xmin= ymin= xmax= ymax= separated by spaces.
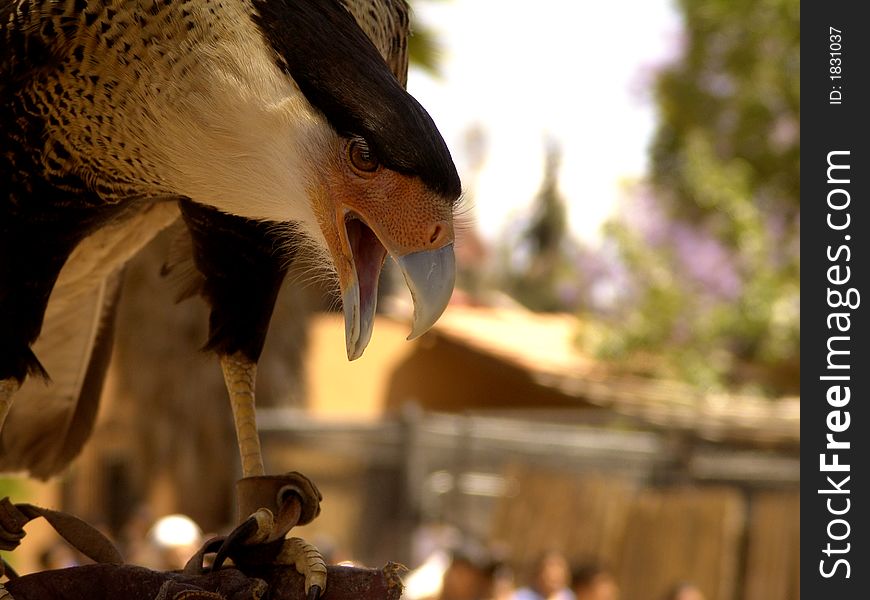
xmin=90 ymin=0 xmax=460 ymax=360
xmin=252 ymin=0 xmax=462 ymax=360
xmin=307 ymin=134 xmax=458 ymax=360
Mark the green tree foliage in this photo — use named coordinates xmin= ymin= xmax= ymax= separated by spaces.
xmin=586 ymin=0 xmax=800 ymax=395
xmin=408 ymin=24 xmax=441 ymax=76
xmin=502 ymin=141 xmax=579 ymax=312
xmin=407 ymin=0 xmax=449 ymax=77
xmin=651 ymin=0 xmax=800 ymax=220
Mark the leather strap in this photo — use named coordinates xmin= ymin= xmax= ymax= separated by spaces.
xmin=0 ymin=497 xmax=123 ymax=579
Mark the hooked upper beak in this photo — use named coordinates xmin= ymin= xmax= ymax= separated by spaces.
xmin=339 ymin=214 xmax=455 ymax=361
xmin=397 ymin=244 xmax=456 ymax=341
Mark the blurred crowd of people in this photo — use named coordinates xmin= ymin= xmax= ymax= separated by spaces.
xmin=403 ymin=528 xmax=707 ymax=600
xmin=405 ymin=545 xmax=617 ymax=600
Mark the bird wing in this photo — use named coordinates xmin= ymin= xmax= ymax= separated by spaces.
xmin=341 ymin=0 xmax=411 ymax=86
xmin=0 ymin=0 xmax=409 ymax=478
xmin=0 ymin=203 xmax=179 ymax=478
xmin=0 ymin=272 xmax=122 ymax=478
xmin=1 ymin=0 xmax=66 ymax=95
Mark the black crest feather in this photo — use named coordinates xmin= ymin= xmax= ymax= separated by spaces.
xmin=251 ymin=0 xmax=461 ymax=199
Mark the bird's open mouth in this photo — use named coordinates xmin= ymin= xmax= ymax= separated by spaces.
xmin=339 ymin=211 xmax=456 ymax=361
xmin=342 ymin=212 xmax=387 ymax=360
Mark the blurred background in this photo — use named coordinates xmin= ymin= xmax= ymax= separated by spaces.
xmin=2 ymin=1 xmax=799 ymax=599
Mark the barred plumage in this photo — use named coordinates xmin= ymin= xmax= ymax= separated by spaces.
xmin=1 ymin=0 xmax=458 ymax=493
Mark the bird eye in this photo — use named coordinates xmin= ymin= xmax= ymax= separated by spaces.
xmin=348 ymin=138 xmax=379 ymax=173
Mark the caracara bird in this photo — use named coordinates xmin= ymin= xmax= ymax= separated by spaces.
xmin=1 ymin=0 xmax=459 ymax=588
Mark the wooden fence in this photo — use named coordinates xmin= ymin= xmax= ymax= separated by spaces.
xmin=490 ymin=466 xmax=799 ymax=600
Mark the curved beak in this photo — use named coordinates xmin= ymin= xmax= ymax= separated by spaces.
xmin=341 ymin=242 xmax=456 ymax=361
xmin=397 ymin=244 xmax=456 ymax=340
xmin=342 ymin=279 xmax=374 ymax=362
xmin=316 ymin=168 xmax=458 ymax=362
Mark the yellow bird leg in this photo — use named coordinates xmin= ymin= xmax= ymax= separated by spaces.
xmin=220 ymin=353 xmax=265 ymax=478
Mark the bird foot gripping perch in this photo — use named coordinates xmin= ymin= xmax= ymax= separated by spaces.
xmin=217 ymin=352 xmax=328 ymax=598
xmin=2 ymin=490 xmax=404 ymax=600
xmin=201 ymin=472 xmax=327 ymax=600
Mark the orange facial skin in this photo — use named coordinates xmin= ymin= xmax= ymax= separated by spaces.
xmin=310 ymin=138 xmax=455 ymax=300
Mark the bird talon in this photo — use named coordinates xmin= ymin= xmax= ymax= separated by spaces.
xmin=235 ymin=473 xmax=321 ymax=544
xmin=278 ymin=537 xmax=328 ymax=598
xmin=212 ymin=503 xmax=288 ymax=571
xmin=247 ymin=507 xmax=277 ymax=544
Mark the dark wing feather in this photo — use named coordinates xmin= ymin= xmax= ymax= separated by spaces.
xmin=161 ymin=222 xmax=205 ymax=302
xmin=1 ymin=0 xmax=67 ymax=95
xmin=340 ymin=0 xmax=410 ymax=87
xmin=0 ymin=271 xmax=123 ymax=478
xmin=0 ymin=0 xmax=410 ymax=477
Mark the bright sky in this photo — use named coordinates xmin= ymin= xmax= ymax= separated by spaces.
xmin=407 ymin=0 xmax=683 ymax=244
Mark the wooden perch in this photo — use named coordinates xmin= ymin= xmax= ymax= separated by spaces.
xmin=3 ymin=563 xmax=405 ymax=600
xmin=3 ymin=486 xmax=404 ymax=600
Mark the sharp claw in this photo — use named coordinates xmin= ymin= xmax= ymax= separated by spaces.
xmin=211 ymin=516 xmax=259 ymax=571
xmin=308 ymin=584 xmax=323 ymax=600
xmin=211 ymin=543 xmax=230 ymax=572
xmin=278 ymin=537 xmax=327 ymax=598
